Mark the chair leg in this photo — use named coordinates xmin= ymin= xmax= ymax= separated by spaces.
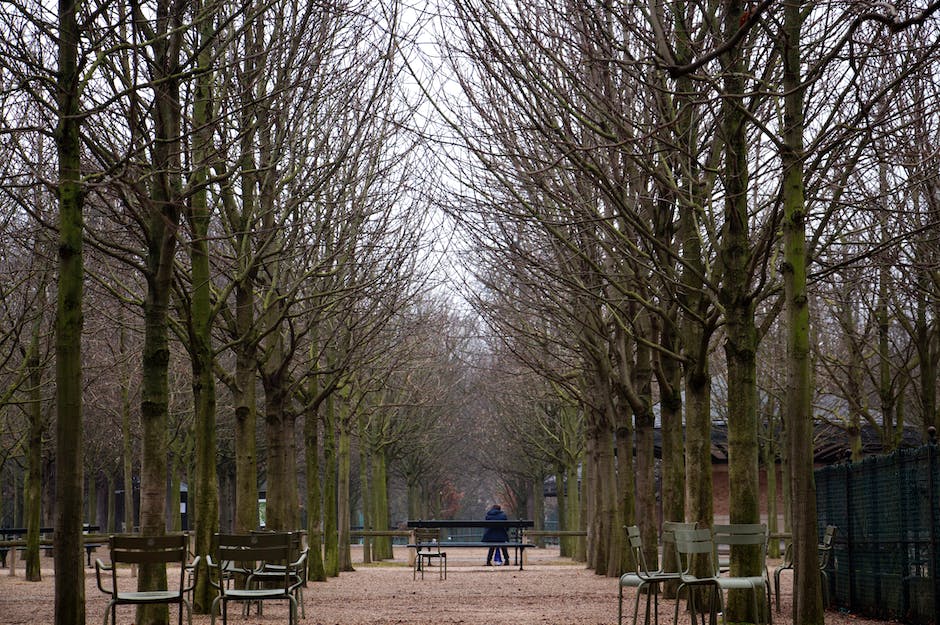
xmin=103 ymin=600 xmax=114 ymax=625
xmin=632 ymin=584 xmax=643 ymax=625
xmin=711 ymin=586 xmax=727 ymax=625
xmin=633 ymin=585 xmax=644 ymax=625
xmin=289 ymin=596 xmax=298 ymax=625
xmin=618 ymin=585 xmax=623 ymax=625
xmin=296 ymin=586 xmax=305 ymax=618
xmin=774 ymin=569 xmax=783 ymax=613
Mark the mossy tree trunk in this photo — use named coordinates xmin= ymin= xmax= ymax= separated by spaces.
xmin=304 ymin=366 xmax=326 ymax=581
xmin=53 ymin=0 xmax=86 ymax=617
xmin=117 ymin=319 xmax=136 ymax=535
xmin=658 ymin=317 xmax=684 ymax=575
xmin=25 ymin=296 xmax=45 ymax=582
xmin=323 ymin=391 xmax=339 ymax=576
xmin=671 ymin=0 xmax=716 ymax=540
xmin=358 ymin=416 xmax=371 ymax=564
xmin=137 ymin=3 xmax=184 ymax=622
xmin=370 ymin=448 xmax=392 ymax=560
xmin=625 ymin=314 xmax=656 ymax=570
xmin=718 ymin=3 xmax=762 ymax=620
xmin=337 ymin=409 xmax=353 ymax=571
xmin=781 ymin=2 xmax=823 ymax=622
xmin=232 ymin=282 xmax=259 ymax=535
xmin=187 ymin=0 xmax=220 ymax=612
xmin=226 ymin=0 xmax=261 ymax=537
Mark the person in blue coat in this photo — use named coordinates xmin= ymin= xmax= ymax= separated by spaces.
xmin=483 ymin=504 xmax=510 ymax=565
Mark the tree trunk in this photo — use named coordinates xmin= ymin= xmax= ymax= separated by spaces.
xmin=87 ymin=475 xmax=98 ymax=528
xmin=337 ymin=416 xmax=353 ymax=571
xmin=576 ymin=447 xmax=588 ymax=563
xmin=323 ymin=392 xmax=339 ymax=576
xmin=138 ymin=3 xmax=183 ymax=620
xmin=188 ymin=3 xmax=219 ymax=608
xmin=119 ymin=322 xmax=136 ymax=535
xmin=631 ymin=327 xmax=656 ymax=571
xmin=53 ymin=0 xmax=86 ymax=617
xmin=659 ymin=320 xmax=685 ymax=581
xmin=371 ymin=450 xmax=392 ymax=560
xmin=764 ymin=423 xmax=780 ymax=558
xmin=304 ymin=387 xmax=326 ymax=581
xmin=358 ymin=418 xmax=371 ymax=564
xmin=532 ymin=475 xmax=544 ymax=548
xmin=263 ymin=380 xmax=293 ymax=530
xmin=233 ymin=282 xmax=258 ymax=534
xmin=718 ymin=1 xmax=762 ymax=619
xmin=25 ymin=313 xmax=43 ymax=581
xmin=782 ymin=2 xmax=824 ymax=622
xmin=587 ymin=400 xmax=617 ymax=576
xmin=566 ymin=463 xmax=583 ymax=560
xmin=556 ymin=467 xmax=568 ymax=557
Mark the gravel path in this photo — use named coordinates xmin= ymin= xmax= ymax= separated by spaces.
xmin=0 ymin=545 xmax=887 ymax=624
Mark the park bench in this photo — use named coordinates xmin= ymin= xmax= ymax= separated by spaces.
xmin=406 ymin=519 xmax=536 ymax=571
xmin=0 ymin=525 xmax=102 ymax=568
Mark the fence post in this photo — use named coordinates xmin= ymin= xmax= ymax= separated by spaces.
xmin=929 ymin=442 xmax=939 ymax=624
xmin=845 ymin=460 xmax=854 ymax=611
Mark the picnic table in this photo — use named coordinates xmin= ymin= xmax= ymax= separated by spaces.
xmin=406 ymin=519 xmax=536 ymax=571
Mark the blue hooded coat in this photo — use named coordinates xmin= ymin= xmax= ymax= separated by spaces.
xmin=482 ymin=505 xmax=509 ymax=542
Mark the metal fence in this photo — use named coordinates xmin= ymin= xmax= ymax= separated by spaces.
xmin=816 ymin=443 xmax=940 ymax=624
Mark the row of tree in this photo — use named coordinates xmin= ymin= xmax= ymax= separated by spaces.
xmin=4 ymin=1 xmax=940 ymax=625
xmin=422 ymin=2 xmax=940 ymax=624
xmin=0 ymin=2 xmax=490 ymax=624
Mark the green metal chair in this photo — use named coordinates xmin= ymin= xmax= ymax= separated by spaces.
xmin=673 ymin=528 xmax=724 ymax=625
xmin=712 ymin=524 xmax=771 ymax=625
xmin=95 ymin=534 xmax=197 ymax=625
xmin=413 ymin=528 xmax=447 ymax=580
xmin=773 ymin=524 xmax=836 ymax=612
xmin=619 ymin=525 xmax=682 ymax=625
xmin=247 ymin=531 xmax=309 ymax=618
xmin=208 ymin=532 xmax=300 ymax=625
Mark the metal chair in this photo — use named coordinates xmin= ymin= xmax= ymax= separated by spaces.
xmin=712 ymin=524 xmax=771 ymax=625
xmin=619 ymin=525 xmax=681 ymax=625
xmin=773 ymin=524 xmax=836 ymax=612
xmin=413 ymin=528 xmax=447 ymax=580
xmin=248 ymin=531 xmax=309 ymax=618
xmin=673 ymin=528 xmax=724 ymax=625
xmin=208 ymin=532 xmax=300 ymax=624
xmin=95 ymin=534 xmax=196 ymax=625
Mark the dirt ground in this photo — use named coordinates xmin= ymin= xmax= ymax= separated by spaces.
xmin=0 ymin=545 xmax=890 ymax=624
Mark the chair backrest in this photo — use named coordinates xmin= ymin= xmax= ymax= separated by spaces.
xmin=251 ymin=529 xmax=306 ymax=554
xmin=415 ymin=528 xmax=442 ymax=553
xmin=712 ymin=523 xmax=767 ymax=574
xmin=674 ymin=528 xmax=718 ymax=579
xmin=662 ymin=522 xmax=696 ymax=549
xmin=108 ymin=534 xmax=189 ymax=595
xmin=215 ymin=532 xmax=294 ymax=594
xmin=659 ymin=521 xmax=695 ymax=574
xmin=818 ymin=525 xmax=837 ymax=569
xmin=625 ymin=525 xmax=651 ymax=575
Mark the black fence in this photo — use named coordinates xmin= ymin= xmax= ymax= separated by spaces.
xmin=816 ymin=443 xmax=940 ymax=624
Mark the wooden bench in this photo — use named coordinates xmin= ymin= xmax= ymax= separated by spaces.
xmin=406 ymin=519 xmax=536 ymax=571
